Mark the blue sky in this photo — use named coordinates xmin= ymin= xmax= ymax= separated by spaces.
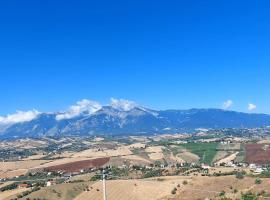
xmin=0 ymin=0 xmax=270 ymax=115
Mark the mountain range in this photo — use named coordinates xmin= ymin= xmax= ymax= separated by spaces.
xmin=0 ymin=99 xmax=270 ymax=139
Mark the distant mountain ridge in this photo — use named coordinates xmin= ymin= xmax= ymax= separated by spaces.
xmin=1 ymin=105 xmax=270 ymax=139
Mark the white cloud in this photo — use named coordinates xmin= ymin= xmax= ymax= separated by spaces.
xmin=0 ymin=110 xmax=40 ymax=125
xmin=110 ymin=98 xmax=137 ymax=111
xmin=248 ymin=103 xmax=256 ymax=111
xmin=222 ymin=100 xmax=233 ymax=109
xmin=56 ymin=99 xmax=102 ymax=120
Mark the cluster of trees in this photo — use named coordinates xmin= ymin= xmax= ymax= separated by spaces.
xmin=0 ymin=149 xmax=35 ymax=161
xmin=0 ymin=183 xmax=17 ymax=192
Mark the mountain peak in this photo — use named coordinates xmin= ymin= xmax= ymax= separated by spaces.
xmin=1 ymin=100 xmax=270 ymax=139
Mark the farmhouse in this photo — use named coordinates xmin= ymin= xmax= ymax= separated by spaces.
xmin=46 ymin=180 xmax=56 ymax=187
xmin=18 ymin=183 xmax=29 ymax=189
xmin=201 ymin=164 xmax=211 ymax=169
xmin=254 ymin=167 xmax=263 ymax=174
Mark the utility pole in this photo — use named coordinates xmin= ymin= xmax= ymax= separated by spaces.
xmin=102 ymin=169 xmax=107 ymax=200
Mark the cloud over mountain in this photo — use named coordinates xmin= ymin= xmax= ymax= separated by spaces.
xmin=248 ymin=103 xmax=257 ymax=111
xmin=110 ymin=98 xmax=137 ymax=111
xmin=222 ymin=100 xmax=233 ymax=109
xmin=56 ymin=99 xmax=102 ymax=120
xmin=0 ymin=110 xmax=40 ymax=125
xmin=0 ymin=99 xmax=270 ymax=139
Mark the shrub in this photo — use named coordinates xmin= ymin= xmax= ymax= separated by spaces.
xmin=235 ymin=172 xmax=244 ymax=179
xmin=255 ymin=178 xmax=262 ymax=184
xmin=171 ymin=187 xmax=177 ymax=195
xmin=90 ymin=175 xmax=102 ymax=181
xmin=219 ymin=191 xmax=226 ymax=196
xmin=157 ymin=178 xmax=165 ymax=181
xmin=241 ymin=192 xmax=259 ymax=200
xmin=219 ymin=197 xmax=232 ymax=200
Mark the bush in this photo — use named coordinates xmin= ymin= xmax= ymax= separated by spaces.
xmin=182 ymin=180 xmax=188 ymax=185
xmin=22 ymin=191 xmax=30 ymax=196
xmin=143 ymin=169 xmax=162 ymax=178
xmin=255 ymin=178 xmax=262 ymax=184
xmin=235 ymin=172 xmax=244 ymax=179
xmin=90 ymin=175 xmax=102 ymax=181
xmin=171 ymin=187 xmax=177 ymax=195
xmin=219 ymin=197 xmax=232 ymax=200
xmin=219 ymin=191 xmax=225 ymax=196
xmin=241 ymin=191 xmax=259 ymax=200
xmin=157 ymin=178 xmax=165 ymax=181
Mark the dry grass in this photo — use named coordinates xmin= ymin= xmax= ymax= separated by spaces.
xmin=71 ymin=146 xmax=132 ymax=158
xmin=0 ymin=139 xmax=47 ymax=150
xmin=212 ymin=151 xmax=229 ymax=163
xmin=121 ymin=155 xmax=151 ymax=163
xmin=145 ymin=146 xmax=163 ymax=153
xmin=74 ymin=178 xmax=186 ymax=200
xmin=0 ymin=188 xmax=30 ymax=200
xmin=258 ymin=139 xmax=270 ymax=144
xmin=0 ymin=160 xmax=49 ymax=171
xmin=169 ymin=153 xmax=185 ymax=163
xmin=19 ymin=182 xmax=90 ymax=200
xmin=148 ymin=152 xmax=164 ymax=160
xmin=164 ymin=176 xmax=270 ymax=200
xmin=177 ymin=151 xmax=200 ymax=163
xmin=215 ymin=152 xmax=239 ymax=165
xmin=0 ymin=160 xmax=50 ymax=178
xmin=22 ymin=154 xmax=46 ymax=161
xmin=0 ymin=181 xmax=14 ymax=189
xmin=0 ymin=169 xmax=28 ymax=179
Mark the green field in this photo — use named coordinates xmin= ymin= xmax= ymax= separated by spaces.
xmin=180 ymin=142 xmax=219 ymax=164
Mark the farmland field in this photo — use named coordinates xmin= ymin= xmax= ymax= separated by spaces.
xmin=245 ymin=144 xmax=270 ymax=164
xmin=179 ymin=142 xmax=219 ymax=164
xmin=45 ymin=157 xmax=110 ymax=172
